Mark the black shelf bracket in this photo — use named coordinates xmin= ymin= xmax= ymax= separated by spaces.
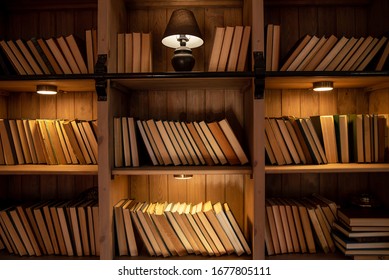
xmin=254 ymin=51 xmax=265 ymax=100
xmin=95 ymin=54 xmax=107 ymax=101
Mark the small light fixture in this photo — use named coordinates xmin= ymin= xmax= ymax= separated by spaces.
xmin=36 ymin=85 xmax=58 ymax=95
xmin=162 ymin=9 xmax=203 ymax=71
xmin=174 ymin=174 xmax=193 ymax=180
xmin=313 ymin=81 xmax=333 ymax=92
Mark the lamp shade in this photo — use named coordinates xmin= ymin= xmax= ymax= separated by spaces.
xmin=162 ymin=9 xmax=203 ymax=49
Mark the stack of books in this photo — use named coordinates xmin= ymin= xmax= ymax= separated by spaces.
xmin=114 ymin=117 xmax=249 ymax=167
xmin=116 ymin=32 xmax=152 ymax=73
xmin=0 ymin=118 xmax=98 ymax=165
xmin=208 ymin=25 xmax=251 ymax=72
xmin=333 ymin=207 xmax=389 ymax=259
xmin=114 ymin=199 xmax=251 ymax=257
xmin=265 ymin=194 xmax=337 ymax=256
xmin=0 ymin=29 xmax=97 ymax=75
xmin=0 ymin=196 xmax=99 ymax=257
xmin=280 ymin=34 xmax=389 ymax=72
xmin=265 ymin=114 xmax=388 ymax=166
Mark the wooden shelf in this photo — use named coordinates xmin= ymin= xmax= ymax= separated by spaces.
xmin=0 ymin=165 xmax=98 ymax=175
xmin=113 ymin=165 xmax=252 ymax=176
xmin=109 ymin=72 xmax=253 ymax=91
xmin=266 ymin=163 xmax=389 ymax=174
xmin=265 ymin=71 xmax=389 ymax=91
xmin=0 ymin=75 xmax=96 ymax=92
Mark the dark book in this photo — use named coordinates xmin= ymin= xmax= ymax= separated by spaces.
xmin=338 ymin=207 xmax=389 ymax=227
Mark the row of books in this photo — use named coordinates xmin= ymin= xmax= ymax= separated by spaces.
xmin=265 ymin=194 xmax=338 ymax=256
xmin=114 ymin=199 xmax=251 ymax=257
xmin=265 ymin=114 xmax=388 ymax=166
xmin=208 ymin=26 xmax=251 ymax=72
xmin=265 ymin=24 xmax=280 ymax=71
xmin=280 ymin=34 xmax=389 ymax=72
xmin=0 ymin=118 xmax=98 ymax=165
xmin=117 ymin=32 xmax=152 ymax=73
xmin=114 ymin=117 xmax=249 ymax=167
xmin=0 ymin=29 xmax=97 ymax=75
xmin=333 ymin=207 xmax=389 ymax=259
xmin=0 ymin=197 xmax=99 ymax=257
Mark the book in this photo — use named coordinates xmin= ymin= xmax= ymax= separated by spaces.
xmin=56 ymin=36 xmax=81 ymax=74
xmin=136 ymin=119 xmax=159 ymax=165
xmin=341 ymin=36 xmax=374 ymax=71
xmin=218 ymin=119 xmax=249 ymax=165
xmin=114 ymin=199 xmax=129 ymax=256
xmin=85 ymin=29 xmax=95 ymax=73
xmin=283 ymin=117 xmax=307 ymax=164
xmin=0 ymin=40 xmax=26 ymax=74
xmin=286 ymin=198 xmax=308 ymax=253
xmin=45 ymin=119 xmax=67 ymax=164
xmin=42 ymin=201 xmax=60 ymax=255
xmin=375 ymin=40 xmax=389 ymax=71
xmin=49 ymin=201 xmax=67 ymax=256
xmin=27 ymin=37 xmax=54 ymax=74
xmin=311 ymin=115 xmax=338 ymax=163
xmin=8 ymin=207 xmax=35 ymax=256
xmin=33 ymin=201 xmax=54 ymax=255
xmin=132 ymin=32 xmax=141 ymax=73
xmin=62 ymin=120 xmax=87 ymax=164
xmin=217 ymin=26 xmax=234 ymax=72
xmin=15 ymin=39 xmax=43 ymax=75
xmin=123 ymin=33 xmax=132 ymax=73
xmin=349 ymin=114 xmax=364 ymax=163
xmin=46 ymin=37 xmax=72 ymax=74
xmin=9 ymin=119 xmax=25 ymax=164
xmin=128 ymin=117 xmax=139 ymax=167
xmin=350 ymin=37 xmax=379 ymax=71
xmin=227 ymin=26 xmax=244 ymax=71
xmin=264 ymin=132 xmax=277 ymax=165
xmin=338 ymin=207 xmax=389 ymax=227
xmin=286 ymin=35 xmax=320 ymax=71
xmin=121 ymin=117 xmax=131 ymax=167
xmin=23 ymin=119 xmax=38 ymax=164
xmin=357 ymin=36 xmax=387 ymax=71
xmin=325 ymin=37 xmax=357 ymax=71
xmin=296 ymin=36 xmax=327 ymax=71
xmin=56 ymin=200 xmax=74 ymax=256
xmin=180 ymin=121 xmax=205 ymax=165
xmin=236 ymin=26 xmax=251 ymax=71
xmin=265 ymin=199 xmax=281 ymax=254
xmin=168 ymin=121 xmax=193 ymax=165
xmin=332 ymin=230 xmax=389 ymax=250
xmin=146 ymin=119 xmax=173 ymax=165
xmin=363 ymin=114 xmax=372 ymax=163
xmin=292 ymin=199 xmax=316 ymax=253
xmin=273 ymin=198 xmax=294 ymax=253
xmin=305 ymin=118 xmax=328 ymax=164
xmin=271 ymin=25 xmax=281 ymax=71
xmin=208 ymin=27 xmax=225 ymax=72
xmin=141 ymin=120 xmax=164 ymax=165
xmin=65 ymin=34 xmax=88 ymax=74
xmin=333 ymin=221 xmax=389 ymax=238
xmin=334 ymin=240 xmax=389 ymax=256
xmin=304 ymin=35 xmax=338 ymax=71
xmin=155 ymin=120 xmax=180 ymax=165
xmin=265 ymin=24 xmax=274 ymax=71
xmin=336 ymin=37 xmax=365 ymax=71
xmin=276 ymin=118 xmax=300 ymax=164
xmin=269 ymin=118 xmax=293 ymax=164
xmin=280 ymin=34 xmax=312 ymax=71
xmin=193 ymin=121 xmax=219 ymax=165
xmin=334 ymin=114 xmax=349 ymax=163
xmin=163 ymin=120 xmax=187 ymax=165
xmin=315 ymin=36 xmax=349 ymax=71
xmin=16 ymin=119 xmax=32 ymax=164
xmin=185 ymin=122 xmax=213 ymax=165
xmin=199 ymin=121 xmax=227 ymax=164
xmin=278 ymin=198 xmax=300 ymax=253
xmin=141 ymin=32 xmax=152 ymax=72
xmin=7 ymin=40 xmax=35 ymax=75
xmin=264 ymin=118 xmax=286 ymax=165
xmin=130 ymin=202 xmax=155 ymax=256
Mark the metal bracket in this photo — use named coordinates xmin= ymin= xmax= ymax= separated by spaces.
xmin=95 ymin=54 xmax=107 ymax=101
xmin=254 ymin=51 xmax=265 ymax=100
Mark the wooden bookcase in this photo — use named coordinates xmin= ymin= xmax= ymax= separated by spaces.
xmin=264 ymin=0 xmax=389 ymax=259
xmin=0 ymin=0 xmax=266 ymax=260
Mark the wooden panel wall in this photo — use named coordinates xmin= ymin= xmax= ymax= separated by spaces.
xmin=265 ymin=87 xmax=389 ymax=207
xmin=264 ymin=0 xmax=389 ymax=67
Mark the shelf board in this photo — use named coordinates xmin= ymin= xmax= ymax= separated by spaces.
xmin=0 ymin=165 xmax=98 ymax=175
xmin=266 ymin=163 xmax=389 ymax=174
xmin=112 ymin=165 xmax=252 ymax=175
xmin=265 ymin=71 xmax=389 ymax=91
xmin=109 ymin=71 xmax=253 ymax=91
xmin=0 ymin=74 xmax=96 ymax=92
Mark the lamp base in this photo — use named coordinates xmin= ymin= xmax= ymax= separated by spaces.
xmin=171 ymin=46 xmax=195 ymax=71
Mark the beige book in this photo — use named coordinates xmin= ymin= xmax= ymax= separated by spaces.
xmin=350 ymin=37 xmax=378 ymax=71
xmin=26 ymin=38 xmax=51 ymax=74
xmin=278 ymin=198 xmax=300 ymax=253
xmin=9 ymin=207 xmax=35 ymax=256
xmin=37 ymin=38 xmax=63 ymax=74
xmin=217 ymin=26 xmax=234 ymax=72
xmin=286 ymin=35 xmax=319 ymax=71
xmin=15 ymin=39 xmax=43 ymax=74
xmin=218 ymin=119 xmax=249 ymax=165
xmin=56 ymin=36 xmax=81 ymax=74
xmin=269 ymin=118 xmax=292 ymax=164
xmin=236 ymin=26 xmax=251 ymax=71
xmin=325 ymin=37 xmax=357 ymax=71
xmin=132 ymin=32 xmax=141 ymax=72
xmin=59 ymin=120 xmax=78 ymax=164
xmin=285 ymin=198 xmax=307 ymax=253
xmin=280 ymin=34 xmax=311 ymax=71
xmin=23 ymin=119 xmax=38 ymax=164
xmin=227 ymin=25 xmax=244 ymax=71
xmin=208 ymin=27 xmax=225 ymax=72
xmin=265 ymin=199 xmax=281 ymax=254
xmin=86 ymin=201 xmax=96 ymax=256
xmin=62 ymin=120 xmax=87 ymax=164
xmin=85 ymin=29 xmax=95 ymax=73
xmin=92 ymin=202 xmax=100 ymax=256
xmin=56 ymin=200 xmax=74 ymax=256
xmin=265 ymin=24 xmax=274 ymax=71
xmin=130 ymin=202 xmax=155 ymax=256
xmin=336 ymin=37 xmax=365 ymax=70
xmin=0 ymin=207 xmax=28 ymax=256
xmin=273 ymin=198 xmax=295 ymax=253
xmin=164 ymin=203 xmax=193 ymax=254
xmin=65 ymin=34 xmax=88 ymax=74
xmin=0 ymin=209 xmax=18 ymax=254
xmin=304 ymin=35 xmax=338 ymax=71
xmin=141 ymin=120 xmax=164 ymax=165
xmin=266 ymin=198 xmax=287 ymax=254
xmin=77 ymin=121 xmax=96 ymax=164
xmin=121 ymin=117 xmax=131 ymax=166
xmin=9 ymin=119 xmax=25 ymax=164
xmin=71 ymin=120 xmax=92 ymax=164
xmin=179 ymin=121 xmax=204 ymax=165
xmin=46 ymin=119 xmax=68 ymax=164
xmin=16 ymin=119 xmax=33 ymax=164
xmin=296 ymin=36 xmax=327 ymax=71
xmin=341 ymin=36 xmax=373 ymax=71
xmin=37 ymin=119 xmax=55 ymax=164
xmin=128 ymin=117 xmax=139 ymax=167
xmin=77 ymin=200 xmax=94 ymax=256
xmin=198 ymin=120 xmax=226 ymax=164
xmin=55 ymin=120 xmax=72 ymax=164
xmin=291 ymin=199 xmax=316 ymax=253
xmin=113 ymin=117 xmax=123 ymax=167
xmin=29 ymin=119 xmax=46 ymax=164
xmin=304 ymin=118 xmax=328 ymax=163
xmin=146 ymin=119 xmax=173 ymax=165
xmin=46 ymin=37 xmax=72 ymax=74
xmin=24 ymin=201 xmax=48 ymax=255
xmin=271 ymin=24 xmax=281 ymax=71
xmin=68 ymin=199 xmax=86 ymax=256
xmin=0 ymin=218 xmax=14 ymax=253
xmin=163 ymin=120 xmax=188 ymax=165
xmin=0 ymin=119 xmax=16 ymax=164
xmin=16 ymin=205 xmax=41 ymax=256
xmin=315 ymin=36 xmax=349 ymax=71
xmin=42 ymin=201 xmax=60 ymax=255
xmin=168 ymin=121 xmax=194 ymax=165
xmin=358 ymin=36 xmax=388 ymax=71
xmin=50 ymin=201 xmax=68 ymax=256
xmin=276 ymin=118 xmax=300 ymax=164
xmin=136 ymin=119 xmax=159 ymax=165
xmin=155 ymin=119 xmax=180 ymax=165
xmin=7 ymin=40 xmax=35 ymax=74
xmin=33 ymin=201 xmax=55 ymax=255
xmin=265 ymin=118 xmax=285 ymax=165
xmin=185 ymin=122 xmax=214 ymax=165
xmin=0 ymin=40 xmax=26 ymax=74
xmin=141 ymin=32 xmax=152 ymax=72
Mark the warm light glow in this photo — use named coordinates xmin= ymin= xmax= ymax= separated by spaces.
xmin=36 ymin=85 xmax=58 ymax=95
xmin=173 ymin=174 xmax=193 ymax=180
xmin=313 ymin=81 xmax=334 ymax=92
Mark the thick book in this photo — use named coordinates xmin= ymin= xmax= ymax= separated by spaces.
xmin=338 ymin=207 xmax=389 ymax=227
xmin=332 ymin=230 xmax=389 ymax=250
xmin=236 ymin=26 xmax=251 ymax=71
xmin=265 ymin=118 xmax=286 ymax=165
xmin=265 ymin=24 xmax=274 ymax=71
xmin=117 ymin=33 xmax=125 ymax=73
xmin=132 ymin=32 xmax=141 ymax=73
xmin=333 ymin=221 xmax=389 ymax=238
xmin=122 ymin=199 xmax=138 ymax=257
xmin=141 ymin=32 xmax=152 ymax=72
xmin=310 ymin=115 xmax=338 ymax=163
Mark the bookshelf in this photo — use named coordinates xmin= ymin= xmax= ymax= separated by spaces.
xmin=264 ymin=0 xmax=389 ymax=259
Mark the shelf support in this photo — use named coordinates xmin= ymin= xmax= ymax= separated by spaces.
xmin=254 ymin=51 xmax=265 ymax=100
xmin=95 ymin=54 xmax=107 ymax=101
